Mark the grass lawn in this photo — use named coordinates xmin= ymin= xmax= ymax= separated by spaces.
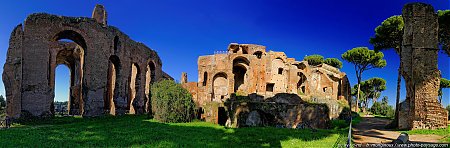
xmin=0 ymin=115 xmax=348 ymax=147
xmin=401 ymin=124 xmax=450 ymax=143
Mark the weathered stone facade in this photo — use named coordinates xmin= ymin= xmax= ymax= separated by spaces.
xmin=182 ymin=43 xmax=351 ymax=128
xmin=398 ymin=3 xmax=448 ymax=129
xmin=3 ymin=5 xmax=172 ymax=118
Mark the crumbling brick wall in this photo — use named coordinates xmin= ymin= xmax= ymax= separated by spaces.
xmin=3 ymin=5 xmax=171 ymax=118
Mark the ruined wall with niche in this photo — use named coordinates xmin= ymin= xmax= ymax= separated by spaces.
xmin=3 ymin=5 xmax=172 ymax=118
xmin=182 ymin=43 xmax=351 ymax=127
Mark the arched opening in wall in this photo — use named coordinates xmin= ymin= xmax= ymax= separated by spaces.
xmin=218 ymin=107 xmax=227 ymax=126
xmin=53 ymin=65 xmax=71 ymax=116
xmin=106 ymin=55 xmax=121 ymax=115
xmin=297 ymin=72 xmax=307 ymax=95
xmin=202 ymin=72 xmax=208 ymax=86
xmin=253 ymin=51 xmax=263 ymax=59
xmin=145 ymin=61 xmax=156 ymax=113
xmin=233 ymin=57 xmax=249 ymax=93
xmin=212 ymin=72 xmax=228 ymax=101
xmin=51 ymin=30 xmax=86 ymax=116
xmin=129 ymin=63 xmax=141 ymax=114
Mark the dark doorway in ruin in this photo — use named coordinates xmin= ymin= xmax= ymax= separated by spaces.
xmin=218 ymin=107 xmax=227 ymax=126
xmin=233 ymin=57 xmax=249 ymax=93
xmin=128 ymin=63 xmax=141 ymax=114
xmin=106 ymin=55 xmax=121 ymax=115
xmin=202 ymin=72 xmax=207 ymax=86
xmin=196 ymin=107 xmax=204 ymax=120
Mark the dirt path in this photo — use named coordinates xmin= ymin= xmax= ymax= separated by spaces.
xmin=352 ymin=115 xmax=444 ymax=144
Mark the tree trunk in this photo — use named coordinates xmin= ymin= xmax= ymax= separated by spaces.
xmin=356 ymin=79 xmax=361 ymax=112
xmin=392 ymin=54 xmax=402 ymax=128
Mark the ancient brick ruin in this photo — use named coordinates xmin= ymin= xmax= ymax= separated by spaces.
xmin=3 ymin=5 xmax=172 ymax=118
xmin=398 ymin=3 xmax=448 ymax=129
xmin=182 ymin=43 xmax=351 ymax=128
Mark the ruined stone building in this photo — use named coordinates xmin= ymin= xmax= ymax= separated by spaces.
xmin=3 ymin=5 xmax=172 ymax=118
xmin=182 ymin=43 xmax=351 ymax=128
xmin=398 ymin=3 xmax=448 ymax=129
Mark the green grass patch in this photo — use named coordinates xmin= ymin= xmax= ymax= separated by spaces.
xmin=400 ymin=125 xmax=450 ymax=143
xmin=0 ymin=115 xmax=348 ymax=147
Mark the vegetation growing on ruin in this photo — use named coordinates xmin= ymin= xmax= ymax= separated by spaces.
xmin=150 ymin=80 xmax=196 ymax=123
xmin=303 ymin=55 xmax=343 ymax=69
xmin=303 ymin=54 xmax=324 ymax=66
xmin=324 ymin=58 xmax=343 ymax=69
xmin=0 ymin=115 xmax=349 ymax=147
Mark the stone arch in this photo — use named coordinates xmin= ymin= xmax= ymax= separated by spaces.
xmin=49 ymin=30 xmax=86 ymax=116
xmin=53 ymin=30 xmax=87 ymax=50
xmin=105 ymin=55 xmax=121 ymax=115
xmin=233 ymin=57 xmax=249 ymax=93
xmin=212 ymin=72 xmax=228 ymax=101
xmin=128 ymin=63 xmax=141 ymax=114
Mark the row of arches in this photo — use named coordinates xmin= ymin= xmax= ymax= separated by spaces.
xmin=51 ymin=29 xmax=158 ymax=116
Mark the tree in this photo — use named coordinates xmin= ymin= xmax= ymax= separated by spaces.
xmin=324 ymin=58 xmax=343 ymax=69
xmin=439 ymin=78 xmax=450 ymax=103
xmin=369 ymin=15 xmax=404 ymax=127
xmin=0 ymin=95 xmax=5 ymax=109
xmin=358 ymin=77 xmax=386 ymax=112
xmin=342 ymin=47 xmax=387 ymax=112
xmin=304 ymin=54 xmax=324 ymax=66
xmin=438 ymin=10 xmax=450 ymax=55
xmin=150 ymin=79 xmax=196 ymax=123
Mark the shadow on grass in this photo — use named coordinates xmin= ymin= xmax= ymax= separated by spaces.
xmin=0 ymin=115 xmax=346 ymax=147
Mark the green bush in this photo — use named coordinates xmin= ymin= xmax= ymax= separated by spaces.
xmin=303 ymin=54 xmax=324 ymax=66
xmin=331 ymin=119 xmax=347 ymax=129
xmin=151 ymin=80 xmax=196 ymax=123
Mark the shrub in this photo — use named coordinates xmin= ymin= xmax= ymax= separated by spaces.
xmin=303 ymin=54 xmax=324 ymax=66
xmin=324 ymin=58 xmax=343 ymax=69
xmin=331 ymin=119 xmax=347 ymax=129
xmin=151 ymin=80 xmax=196 ymax=123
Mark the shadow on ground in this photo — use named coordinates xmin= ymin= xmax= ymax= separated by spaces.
xmin=0 ymin=115 xmax=346 ymax=147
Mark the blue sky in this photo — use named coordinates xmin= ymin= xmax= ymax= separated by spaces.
xmin=0 ymin=0 xmax=449 ymax=107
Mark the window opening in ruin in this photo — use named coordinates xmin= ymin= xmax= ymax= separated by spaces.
xmin=278 ymin=68 xmax=283 ymax=74
xmin=266 ymin=83 xmax=274 ymax=92
xmin=218 ymin=107 xmax=227 ymax=126
xmin=113 ymin=36 xmax=119 ymax=54
xmin=297 ymin=72 xmax=307 ymax=94
xmin=242 ymin=48 xmax=248 ymax=54
xmin=253 ymin=51 xmax=263 ymax=59
xmin=221 ymin=95 xmax=224 ymax=100
xmin=53 ymin=65 xmax=71 ymax=116
xmin=128 ymin=63 xmax=141 ymax=114
xmin=203 ymin=72 xmax=207 ymax=86
xmin=323 ymin=87 xmax=327 ymax=93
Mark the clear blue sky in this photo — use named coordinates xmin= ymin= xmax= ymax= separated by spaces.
xmin=0 ymin=0 xmax=449 ymax=107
